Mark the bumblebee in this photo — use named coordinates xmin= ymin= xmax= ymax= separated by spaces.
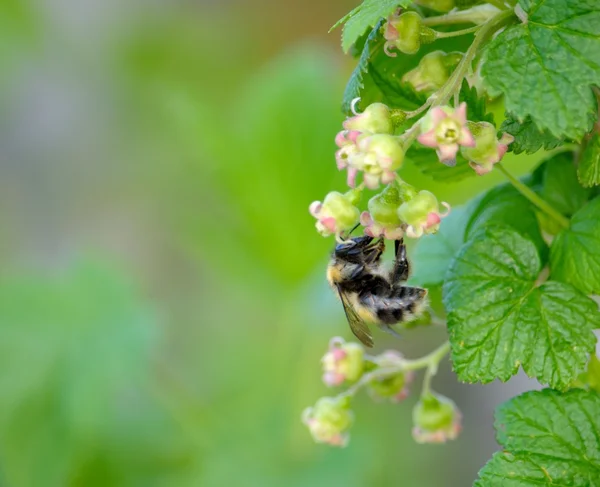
xmin=327 ymin=235 xmax=427 ymax=347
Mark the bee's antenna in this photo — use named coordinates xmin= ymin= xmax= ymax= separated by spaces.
xmin=347 ymin=223 xmax=361 ymax=237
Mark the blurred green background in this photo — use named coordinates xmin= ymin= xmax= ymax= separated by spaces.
xmin=0 ymin=1 xmax=543 ymax=486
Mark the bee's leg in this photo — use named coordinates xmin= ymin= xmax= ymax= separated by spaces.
xmin=390 ymin=239 xmax=410 ymax=284
xmin=363 ymin=238 xmax=385 ymax=265
xmin=378 ymin=323 xmax=402 ymax=340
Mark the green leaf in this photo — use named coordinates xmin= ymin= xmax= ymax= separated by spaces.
xmin=476 ymin=389 xmax=600 ymax=486
xmin=332 ymin=0 xmax=410 ymax=53
xmin=536 ymin=152 xmax=592 ymax=217
xmin=481 ymin=0 xmax=600 ymax=140
xmin=501 ymin=115 xmax=566 ymax=155
xmin=578 ymin=355 xmax=600 ymax=394
xmin=579 ymin=132 xmax=600 ymax=187
xmin=465 ymin=182 xmax=546 ymax=258
xmin=410 ymin=206 xmax=469 ymax=287
xmin=550 ymin=197 xmax=600 ymax=295
xmin=460 ymin=80 xmax=494 ymax=124
xmin=443 ymin=226 xmax=599 ymax=389
xmin=405 ymin=145 xmax=475 ymax=182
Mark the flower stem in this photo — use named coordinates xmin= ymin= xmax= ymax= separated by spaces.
xmin=486 ymin=0 xmax=509 ymax=10
xmin=340 ymin=341 xmax=451 ymax=398
xmin=421 ymin=5 xmax=502 ymax=26
xmin=496 ymin=163 xmax=570 ymax=229
xmin=434 ymin=25 xmax=481 ymax=39
xmin=434 ymin=9 xmax=515 ymax=107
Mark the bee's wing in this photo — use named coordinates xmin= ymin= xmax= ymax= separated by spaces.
xmin=336 ymin=285 xmax=374 ymax=348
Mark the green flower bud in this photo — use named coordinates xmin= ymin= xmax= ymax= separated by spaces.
xmin=461 ymin=121 xmax=514 ymax=175
xmin=397 ymin=190 xmax=450 ymax=238
xmin=368 ymin=351 xmax=414 ymax=402
xmin=402 ymin=51 xmax=463 ymax=93
xmin=414 ymin=0 xmax=455 ymax=12
xmin=412 ymin=392 xmax=461 ymax=443
xmin=309 ymin=190 xmax=361 ymax=237
xmin=384 ymin=12 xmax=435 ymax=57
xmin=343 ymin=103 xmax=393 ymax=134
xmin=302 ymin=396 xmax=353 ymax=447
xmin=322 ymin=337 xmax=365 ymax=386
xmin=361 ymin=184 xmax=404 ymax=240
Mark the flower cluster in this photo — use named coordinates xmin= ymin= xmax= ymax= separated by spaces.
xmin=302 ymin=339 xmax=461 ymax=447
xmin=335 ymin=103 xmax=405 ymax=189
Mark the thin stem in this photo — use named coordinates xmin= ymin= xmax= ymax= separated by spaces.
xmin=405 ymin=98 xmax=434 ymax=119
xmin=434 ymin=25 xmax=481 ymax=39
xmin=434 ymin=9 xmax=515 ymax=107
xmin=496 ymin=163 xmax=570 ymax=229
xmin=422 ymin=5 xmax=502 ymax=26
xmin=340 ymin=341 xmax=451 ymax=398
xmin=486 ymin=0 xmax=509 ymax=10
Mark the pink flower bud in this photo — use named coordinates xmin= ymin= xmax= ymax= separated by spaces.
xmin=417 ymin=103 xmax=476 ymax=165
xmin=356 ymin=134 xmax=405 ymax=189
xmin=368 ymin=351 xmax=414 ymax=402
xmin=396 ymin=190 xmax=450 ymax=238
xmin=321 ymin=337 xmax=365 ymax=387
xmin=302 ymin=396 xmax=353 ymax=447
xmin=412 ymin=393 xmax=462 ymax=444
xmin=309 ymin=190 xmax=361 ymax=237
xmin=384 ymin=11 xmax=428 ymax=57
xmin=460 ymin=122 xmax=514 ymax=175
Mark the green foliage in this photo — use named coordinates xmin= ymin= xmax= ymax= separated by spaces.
xmin=410 ymin=206 xmax=469 ymax=287
xmin=465 ymin=183 xmax=546 ymax=257
xmin=579 ymin=132 xmax=600 ymax=187
xmin=550 ymin=197 xmax=600 ymax=295
xmin=332 ymin=0 xmax=411 ymax=53
xmin=0 ymin=262 xmax=197 ymax=486
xmin=501 ymin=115 xmax=565 ymax=155
xmin=443 ymin=226 xmax=599 ymax=389
xmin=579 ymin=355 xmax=600 ymax=394
xmin=482 ymin=0 xmax=600 ymax=140
xmin=405 ymin=145 xmax=475 ymax=182
xmin=476 ymin=389 xmax=600 ymax=486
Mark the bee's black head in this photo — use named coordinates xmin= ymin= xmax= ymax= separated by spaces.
xmin=334 ymin=236 xmax=374 ymax=263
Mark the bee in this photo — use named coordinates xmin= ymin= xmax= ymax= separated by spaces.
xmin=327 ymin=234 xmax=428 ymax=347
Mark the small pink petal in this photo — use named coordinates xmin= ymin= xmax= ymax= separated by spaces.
xmin=417 ymin=129 xmax=439 ymax=148
xmin=430 ymin=107 xmax=448 ymax=125
xmin=331 ymin=348 xmax=346 ymax=361
xmin=321 ymin=217 xmax=337 ymax=233
xmin=347 ymin=167 xmax=358 ymax=187
xmin=455 ymin=102 xmax=468 ymax=124
xmin=360 ymin=211 xmax=373 ymax=226
xmin=363 ymin=173 xmax=380 ymax=189
xmin=469 ymin=161 xmax=490 ymax=175
xmin=335 ymin=150 xmax=348 ymax=170
xmin=384 ymin=41 xmax=397 ymax=57
xmin=323 ymin=371 xmax=345 ymax=387
xmin=335 ymin=131 xmax=348 ymax=147
xmin=458 ymin=128 xmax=476 ymax=147
xmin=384 ymin=227 xmax=404 ymax=240
xmin=384 ymin=20 xmax=399 ymax=40
xmin=438 ymin=143 xmax=459 ymax=161
xmin=381 ymin=170 xmax=396 ymax=184
xmin=500 ymin=133 xmax=515 ymax=145
xmin=309 ymin=201 xmax=322 ymax=217
xmin=497 ymin=144 xmax=509 ymax=160
xmin=425 ymin=212 xmax=441 ymax=228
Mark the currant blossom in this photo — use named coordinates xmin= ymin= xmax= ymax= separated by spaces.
xmin=302 ymin=396 xmax=353 ymax=447
xmin=384 ymin=11 xmax=433 ymax=57
xmin=461 ymin=122 xmax=515 ymax=175
xmin=397 ymin=190 xmax=450 ymax=238
xmin=368 ymin=351 xmax=414 ymax=402
xmin=417 ymin=102 xmax=476 ymax=165
xmin=309 ymin=189 xmax=361 ymax=237
xmin=360 ymin=183 xmax=405 ymax=240
xmin=343 ymin=102 xmax=393 ymax=135
xmin=355 ymin=134 xmax=405 ymax=189
xmin=412 ymin=393 xmax=462 ymax=444
xmin=321 ymin=337 xmax=365 ymax=387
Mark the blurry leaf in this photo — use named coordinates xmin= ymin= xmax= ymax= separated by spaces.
xmin=332 ymin=0 xmax=410 ymax=53
xmin=579 ymin=132 xmax=600 ymax=187
xmin=410 ymin=206 xmax=469 ymax=287
xmin=578 ymin=355 xmax=600 ymax=394
xmin=0 ymin=262 xmax=196 ymax=486
xmin=501 ymin=114 xmax=566 ymax=155
xmin=550 ymin=197 xmax=600 ymax=295
xmin=443 ymin=226 xmax=599 ymax=389
xmin=476 ymin=389 xmax=600 ymax=486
